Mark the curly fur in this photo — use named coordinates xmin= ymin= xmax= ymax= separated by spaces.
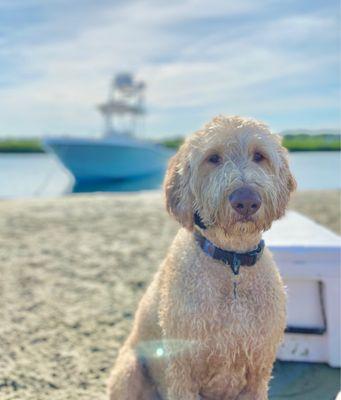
xmin=108 ymin=115 xmax=296 ymax=400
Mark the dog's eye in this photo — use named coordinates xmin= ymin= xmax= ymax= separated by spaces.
xmin=207 ymin=154 xmax=221 ymax=164
xmin=253 ymin=152 xmax=265 ymax=163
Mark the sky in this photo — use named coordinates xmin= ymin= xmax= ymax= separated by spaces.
xmin=0 ymin=0 xmax=340 ymax=139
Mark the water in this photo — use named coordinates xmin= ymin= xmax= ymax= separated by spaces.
xmin=289 ymin=152 xmax=340 ymax=191
xmin=0 ymin=152 xmax=340 ymax=198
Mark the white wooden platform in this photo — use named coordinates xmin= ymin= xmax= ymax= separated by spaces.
xmin=264 ymin=211 xmax=341 ymax=367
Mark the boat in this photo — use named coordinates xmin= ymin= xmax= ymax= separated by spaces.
xmin=44 ymin=73 xmax=172 ymax=182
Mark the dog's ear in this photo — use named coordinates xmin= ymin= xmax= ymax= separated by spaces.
xmin=164 ymin=143 xmax=194 ymax=230
xmin=280 ymin=147 xmax=297 ymax=194
xmin=288 ymin=169 xmax=297 ymax=193
xmin=274 ymin=134 xmax=297 ymax=194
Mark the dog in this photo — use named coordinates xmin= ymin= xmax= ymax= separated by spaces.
xmin=108 ymin=115 xmax=296 ymax=400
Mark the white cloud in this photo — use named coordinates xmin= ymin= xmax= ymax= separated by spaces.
xmin=0 ymin=0 xmax=339 ymax=137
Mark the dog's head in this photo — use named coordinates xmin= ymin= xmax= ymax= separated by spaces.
xmin=164 ymin=115 xmax=296 ymax=236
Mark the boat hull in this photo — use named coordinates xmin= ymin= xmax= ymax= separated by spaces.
xmin=44 ymin=137 xmax=173 ymax=182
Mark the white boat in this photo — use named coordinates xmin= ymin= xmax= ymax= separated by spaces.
xmin=44 ymin=73 xmax=172 ymax=182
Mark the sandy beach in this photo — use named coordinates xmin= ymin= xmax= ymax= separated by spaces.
xmin=0 ymin=190 xmax=339 ymax=399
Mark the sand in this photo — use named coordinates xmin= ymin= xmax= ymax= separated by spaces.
xmin=290 ymin=190 xmax=340 ymax=235
xmin=0 ymin=190 xmax=339 ymax=399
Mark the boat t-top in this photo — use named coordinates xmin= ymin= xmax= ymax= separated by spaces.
xmin=44 ymin=73 xmax=172 ymax=182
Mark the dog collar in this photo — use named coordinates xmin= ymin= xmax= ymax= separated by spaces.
xmin=194 ymin=211 xmax=207 ymax=229
xmin=194 ymin=231 xmax=265 ymax=275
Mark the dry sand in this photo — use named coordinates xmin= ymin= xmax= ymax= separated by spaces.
xmin=0 ymin=190 xmax=339 ymax=399
xmin=290 ymin=190 xmax=340 ymax=235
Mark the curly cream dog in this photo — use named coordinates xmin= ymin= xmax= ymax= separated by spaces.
xmin=108 ymin=115 xmax=296 ymax=400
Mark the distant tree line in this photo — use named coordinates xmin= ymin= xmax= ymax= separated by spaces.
xmin=281 ymin=134 xmax=340 ymax=151
xmin=162 ymin=133 xmax=341 ymax=152
xmin=0 ymin=133 xmax=339 ymax=153
xmin=0 ymin=138 xmax=44 ymax=153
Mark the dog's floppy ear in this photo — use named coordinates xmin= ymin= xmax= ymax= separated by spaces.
xmin=288 ymin=169 xmax=297 ymax=193
xmin=164 ymin=143 xmax=194 ymax=230
xmin=279 ymin=147 xmax=297 ymax=194
xmin=283 ymin=149 xmax=297 ymax=193
xmin=274 ymin=134 xmax=297 ymax=194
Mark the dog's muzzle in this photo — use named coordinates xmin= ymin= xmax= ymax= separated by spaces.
xmin=229 ymin=186 xmax=261 ymax=217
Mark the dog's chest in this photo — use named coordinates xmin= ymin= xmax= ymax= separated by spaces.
xmin=200 ymin=285 xmax=266 ymax=336
xmin=183 ymin=265 xmax=283 ymax=344
xmin=182 ymin=271 xmax=283 ymax=394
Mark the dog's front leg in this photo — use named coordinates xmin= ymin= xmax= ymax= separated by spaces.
xmin=236 ymin=383 xmax=268 ymax=400
xmin=236 ymin=364 xmax=273 ymax=400
xmin=161 ymin=358 xmax=200 ymax=400
xmin=107 ymin=345 xmax=156 ymax=400
xmin=236 ymin=386 xmax=268 ymax=400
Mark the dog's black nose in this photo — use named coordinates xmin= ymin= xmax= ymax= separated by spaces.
xmin=229 ymin=187 xmax=261 ymax=217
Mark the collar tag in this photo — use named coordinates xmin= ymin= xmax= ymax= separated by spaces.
xmin=231 ymin=254 xmax=241 ymax=275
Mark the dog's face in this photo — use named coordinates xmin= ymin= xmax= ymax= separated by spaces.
xmin=164 ymin=115 xmax=296 ymax=236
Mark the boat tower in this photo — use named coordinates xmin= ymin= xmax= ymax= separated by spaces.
xmin=97 ymin=73 xmax=146 ymax=137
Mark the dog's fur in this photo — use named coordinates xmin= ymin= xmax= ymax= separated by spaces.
xmin=108 ymin=115 xmax=296 ymax=400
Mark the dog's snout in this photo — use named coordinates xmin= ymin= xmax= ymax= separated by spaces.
xmin=229 ymin=187 xmax=261 ymax=217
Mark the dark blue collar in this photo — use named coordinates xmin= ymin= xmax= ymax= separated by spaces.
xmin=194 ymin=231 xmax=265 ymax=275
xmin=194 ymin=211 xmax=207 ymax=230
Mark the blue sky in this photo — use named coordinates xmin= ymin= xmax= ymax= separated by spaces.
xmin=0 ymin=0 xmax=339 ymax=138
